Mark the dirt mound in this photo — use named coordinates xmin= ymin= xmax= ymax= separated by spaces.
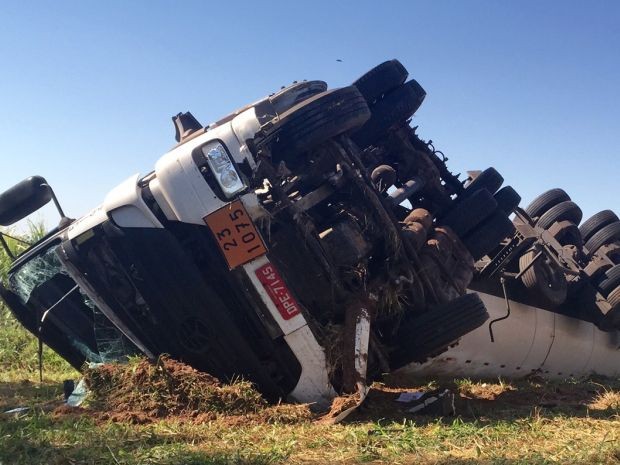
xmin=79 ymin=355 xmax=312 ymax=424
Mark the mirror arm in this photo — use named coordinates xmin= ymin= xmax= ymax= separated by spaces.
xmin=42 ymin=184 xmax=71 ymax=226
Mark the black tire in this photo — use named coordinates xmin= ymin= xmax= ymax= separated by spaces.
xmin=519 ymin=250 xmax=568 ymax=307
xmin=584 ymin=258 xmax=613 ymax=285
xmin=262 ymin=86 xmax=371 ymax=158
xmin=597 ymin=242 xmax=620 ymax=264
xmin=525 ymin=188 xmax=571 ymax=219
xmin=353 ymin=59 xmax=408 ymax=104
xmin=585 ymin=221 xmax=620 ymax=256
xmin=462 ymin=168 xmax=504 ymax=197
xmin=580 ymin=210 xmax=619 ymax=243
xmin=598 ymin=264 xmax=620 ymax=296
xmin=608 ymin=286 xmax=620 ymax=307
xmin=536 ymin=201 xmax=583 ymax=230
xmin=494 ymin=186 xmax=521 ymax=214
xmin=389 ymin=293 xmax=489 ymax=368
xmin=462 ymin=211 xmax=516 ymax=261
xmin=441 ymin=188 xmax=497 ymax=236
xmin=602 ymin=285 xmax=620 ymax=330
xmin=351 ymin=79 xmax=426 ymax=148
xmin=212 ymin=81 xmax=328 ymax=128
xmin=270 ymin=80 xmax=328 ymax=114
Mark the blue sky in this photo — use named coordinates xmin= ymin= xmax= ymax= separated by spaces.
xmin=0 ymin=1 xmax=618 ymax=227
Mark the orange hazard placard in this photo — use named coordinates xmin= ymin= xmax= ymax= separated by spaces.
xmin=204 ymin=200 xmax=267 ymax=269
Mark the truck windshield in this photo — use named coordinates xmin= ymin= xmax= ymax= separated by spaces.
xmin=7 ymin=244 xmax=134 ymax=363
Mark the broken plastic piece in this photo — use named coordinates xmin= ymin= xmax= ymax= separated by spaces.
xmin=407 ymin=389 xmax=455 ymax=415
xmin=66 ymin=379 xmax=88 ymax=407
xmin=3 ymin=407 xmax=29 ymax=414
xmin=395 ymin=391 xmax=424 ymax=403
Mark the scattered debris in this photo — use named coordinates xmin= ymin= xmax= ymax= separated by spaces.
xmin=3 ymin=406 xmax=29 ymax=415
xmin=395 ymin=391 xmax=424 ymax=403
xmin=406 ymin=389 xmax=455 ymax=415
xmin=66 ymin=378 xmax=88 ymax=407
xmin=319 ymin=392 xmax=364 ymax=424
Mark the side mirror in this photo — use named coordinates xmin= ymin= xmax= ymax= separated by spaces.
xmin=0 ymin=176 xmax=53 ymax=226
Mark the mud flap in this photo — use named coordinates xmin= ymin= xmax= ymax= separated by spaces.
xmin=320 ymin=386 xmax=369 ymax=425
xmin=321 ymin=304 xmax=371 ymax=424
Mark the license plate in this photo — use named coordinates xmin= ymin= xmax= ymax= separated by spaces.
xmin=255 ymin=263 xmax=301 ymax=320
xmin=204 ymin=200 xmax=267 ymax=269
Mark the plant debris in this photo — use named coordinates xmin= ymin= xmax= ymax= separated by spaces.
xmin=49 ymin=355 xmax=620 ymax=428
xmin=76 ymin=355 xmax=313 ymax=424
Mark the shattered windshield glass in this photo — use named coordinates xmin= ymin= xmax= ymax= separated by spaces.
xmin=7 ymin=244 xmax=135 ymax=362
xmin=9 ymin=245 xmax=63 ymax=304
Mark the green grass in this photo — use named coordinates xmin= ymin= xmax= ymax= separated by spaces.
xmin=1 ymin=366 xmax=618 ymax=464
xmin=0 ymin=223 xmax=77 ymax=381
xmin=0 ymin=307 xmax=77 ymax=381
xmin=0 ymin=226 xmax=618 ymax=464
xmin=0 ymin=397 xmax=618 ymax=464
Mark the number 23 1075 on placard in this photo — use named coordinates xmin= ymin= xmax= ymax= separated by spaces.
xmin=204 ymin=200 xmax=267 ymax=269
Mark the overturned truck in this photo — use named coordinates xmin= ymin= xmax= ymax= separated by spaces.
xmin=1 ymin=60 xmax=619 ymax=405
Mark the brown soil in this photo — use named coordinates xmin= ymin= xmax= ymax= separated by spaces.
xmin=47 ymin=356 xmax=618 ymax=426
xmin=50 ymin=356 xmax=368 ymax=425
xmin=55 ymin=355 xmax=315 ymax=425
xmin=51 ymin=404 xmax=90 ymax=421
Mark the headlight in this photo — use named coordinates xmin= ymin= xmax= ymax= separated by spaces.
xmin=201 ymin=142 xmax=245 ymax=198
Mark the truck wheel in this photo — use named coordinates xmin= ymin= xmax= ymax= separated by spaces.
xmin=351 ymin=79 xmax=426 ymax=149
xmin=462 ymin=168 xmax=504 ymax=197
xmin=525 ymin=188 xmax=570 ymax=219
xmin=441 ymin=188 xmax=497 ymax=237
xmin=585 ymin=221 xmax=620 ymax=256
xmin=353 ymin=59 xmax=408 ymax=104
xmin=548 ymin=220 xmax=583 ymax=248
xmin=270 ymin=80 xmax=328 ymax=114
xmin=494 ymin=185 xmax=521 ymax=214
xmin=389 ymin=293 xmax=489 ymax=368
xmin=536 ymin=201 xmax=583 ymax=230
xmin=580 ymin=210 xmax=619 ymax=243
xmin=598 ymin=264 xmax=620 ymax=296
xmin=519 ymin=250 xmax=568 ymax=307
xmin=262 ymin=86 xmax=371 ymax=158
xmin=602 ymin=285 xmax=620 ymax=330
xmin=608 ymin=285 xmax=620 ymax=307
xmin=462 ymin=211 xmax=516 ymax=261
xmin=213 ymin=81 xmax=328 ymax=128
xmin=584 ymin=257 xmax=612 ymax=284
xmin=597 ymin=242 xmax=620 ymax=264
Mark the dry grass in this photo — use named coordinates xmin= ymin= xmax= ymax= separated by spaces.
xmin=84 ymin=355 xmax=268 ymax=419
xmin=589 ymin=388 xmax=620 ymax=411
xmin=1 ymin=365 xmax=618 ymax=465
xmin=455 ymin=377 xmax=516 ymax=399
